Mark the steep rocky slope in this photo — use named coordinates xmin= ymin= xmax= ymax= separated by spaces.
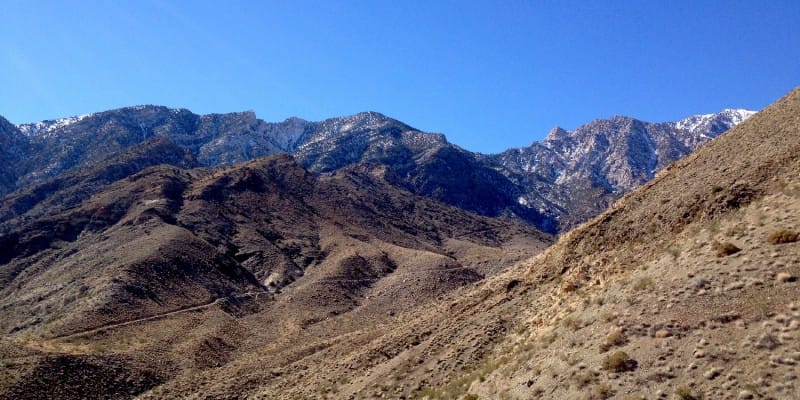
xmin=455 ymin=88 xmax=799 ymax=400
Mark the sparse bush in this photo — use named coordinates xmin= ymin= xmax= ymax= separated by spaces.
xmin=585 ymin=383 xmax=613 ymax=400
xmin=601 ymin=312 xmax=616 ymax=323
xmin=572 ymin=370 xmax=598 ymax=388
xmin=562 ymin=315 xmax=583 ymax=331
xmin=667 ymin=244 xmax=681 ymax=259
xmin=755 ymin=333 xmax=781 ymax=349
xmin=711 ymin=185 xmax=724 ymax=194
xmin=725 ymin=224 xmax=747 ymax=237
xmin=768 ymin=228 xmax=799 ymax=244
xmin=417 ymin=387 xmax=439 ymax=399
xmin=675 ymin=386 xmax=701 ymax=400
xmin=600 ymin=329 xmax=626 ymax=352
xmin=540 ymin=332 xmax=558 ymax=348
xmin=594 ymin=296 xmax=606 ymax=306
xmin=463 ymin=394 xmax=479 ymax=400
xmin=713 ymin=241 xmax=740 ymax=257
xmin=633 ymin=276 xmax=654 ymax=291
xmin=601 ymin=351 xmax=636 ymax=372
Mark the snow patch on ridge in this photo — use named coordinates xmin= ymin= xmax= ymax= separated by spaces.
xmin=673 ymin=109 xmax=756 ymax=132
xmin=18 ymin=113 xmax=94 ymax=138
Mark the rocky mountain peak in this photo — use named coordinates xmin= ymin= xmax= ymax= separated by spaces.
xmin=313 ymin=111 xmax=411 ymax=137
xmin=544 ymin=126 xmax=569 ymax=141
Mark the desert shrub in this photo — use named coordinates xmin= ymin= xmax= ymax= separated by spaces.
xmin=572 ymin=370 xmax=598 ymax=388
xmin=675 ymin=386 xmax=701 ymax=400
xmin=585 ymin=383 xmax=613 ymax=400
xmin=601 ymin=351 xmax=636 ymax=372
xmin=768 ymin=228 xmax=799 ymax=244
xmin=562 ymin=315 xmax=583 ymax=331
xmin=633 ymin=276 xmax=654 ymax=291
xmin=540 ymin=332 xmax=558 ymax=347
xmin=600 ymin=329 xmax=626 ymax=352
xmin=725 ymin=224 xmax=747 ymax=237
xmin=463 ymin=394 xmax=479 ymax=400
xmin=713 ymin=241 xmax=740 ymax=257
xmin=594 ymin=296 xmax=606 ymax=306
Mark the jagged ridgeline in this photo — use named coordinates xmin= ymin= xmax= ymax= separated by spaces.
xmin=1 ymin=106 xmax=752 ymax=233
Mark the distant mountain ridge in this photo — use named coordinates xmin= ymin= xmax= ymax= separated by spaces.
xmin=0 ymin=106 xmax=755 ymax=232
xmin=484 ymin=109 xmax=756 ymax=228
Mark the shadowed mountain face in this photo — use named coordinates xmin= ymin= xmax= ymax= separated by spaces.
xmin=0 ymin=137 xmax=199 ymax=234
xmin=1 ymin=107 xmax=753 ymax=232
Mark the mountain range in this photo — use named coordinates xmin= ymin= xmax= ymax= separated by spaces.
xmin=0 ymin=106 xmax=753 ymax=233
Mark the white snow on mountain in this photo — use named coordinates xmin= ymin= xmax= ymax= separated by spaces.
xmin=673 ymin=109 xmax=756 ymax=135
xmin=17 ymin=114 xmax=94 ymax=138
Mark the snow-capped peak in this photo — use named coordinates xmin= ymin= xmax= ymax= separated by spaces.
xmin=673 ymin=109 xmax=756 ymax=133
xmin=720 ymin=108 xmax=757 ymax=124
xmin=17 ymin=113 xmax=94 ymax=138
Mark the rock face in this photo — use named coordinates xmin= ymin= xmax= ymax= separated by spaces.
xmin=485 ymin=109 xmax=756 ymax=229
xmin=1 ymin=106 xmax=754 ymax=232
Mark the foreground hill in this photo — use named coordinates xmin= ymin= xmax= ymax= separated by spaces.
xmin=0 ymin=151 xmax=549 ymax=398
xmin=87 ymin=87 xmax=797 ymax=399
xmin=1 ymin=107 xmax=751 ymax=232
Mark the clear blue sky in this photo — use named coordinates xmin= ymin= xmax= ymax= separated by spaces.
xmin=1 ymin=1 xmax=798 ymax=153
